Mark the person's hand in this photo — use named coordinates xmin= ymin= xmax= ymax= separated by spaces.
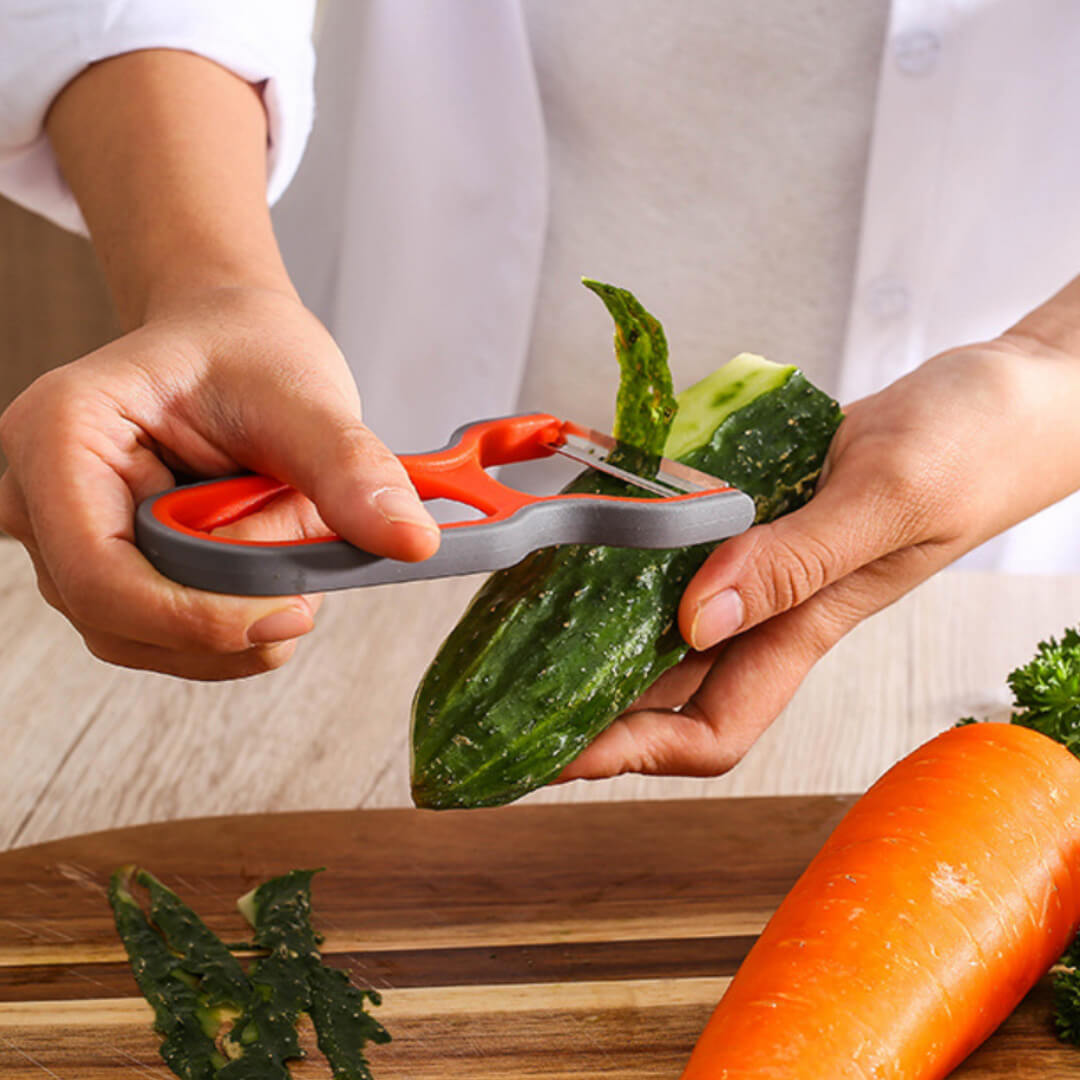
xmin=0 ymin=286 xmax=439 ymax=679
xmin=0 ymin=49 xmax=438 ymax=679
xmin=561 ymin=332 xmax=1080 ymax=780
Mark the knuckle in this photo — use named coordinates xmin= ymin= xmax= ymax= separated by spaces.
xmin=0 ymin=481 xmax=24 ymax=541
xmin=870 ymin=450 xmax=960 ymax=546
xmin=0 ymin=406 xmax=14 ymax=452
xmin=796 ymin=602 xmax=852 ymax=665
xmin=250 ymin=640 xmax=298 ymax=673
xmin=633 ymin=737 xmax=667 ymax=778
xmin=313 ymin=422 xmax=412 ymax=509
xmin=81 ymin=632 xmax=124 ymax=668
xmin=679 ymin=703 xmax=744 ymax=776
xmin=340 ymin=422 xmax=405 ymax=477
xmin=168 ymin=596 xmax=248 ymax=653
xmin=0 ymin=395 xmax=34 ymax=459
xmin=58 ymin=571 xmax=104 ymax=628
xmin=32 ymin=569 xmax=67 ymax=616
xmin=871 ymin=452 xmax=924 ymax=511
xmin=759 ymin=533 xmax=834 ymax=615
xmin=2 ymin=372 xmax=88 ymax=460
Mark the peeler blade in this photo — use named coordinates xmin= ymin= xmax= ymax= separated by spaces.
xmin=549 ymin=420 xmax=734 ymax=497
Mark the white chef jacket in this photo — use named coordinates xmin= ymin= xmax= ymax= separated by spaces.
xmin=1 ymin=0 xmax=1079 ymax=572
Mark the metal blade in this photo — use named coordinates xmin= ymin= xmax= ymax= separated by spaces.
xmin=549 ymin=421 xmax=736 ymax=497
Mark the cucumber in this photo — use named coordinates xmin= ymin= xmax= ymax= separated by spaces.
xmin=410 ymin=303 xmax=842 ymax=810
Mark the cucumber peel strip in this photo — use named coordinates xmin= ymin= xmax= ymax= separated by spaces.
xmin=582 ymin=278 xmax=676 ymax=457
xmin=109 ymin=867 xmax=247 ymax=1079
xmin=230 ymin=870 xmax=390 ymax=1080
xmin=108 ymin=867 xmax=390 ymax=1080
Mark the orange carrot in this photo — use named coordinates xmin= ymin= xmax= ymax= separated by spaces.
xmin=681 ymin=722 xmax=1080 ymax=1079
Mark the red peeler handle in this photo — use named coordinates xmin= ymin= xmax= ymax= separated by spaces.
xmin=134 ymin=412 xmax=756 ymax=595
xmin=398 ymin=412 xmax=564 ymax=518
xmin=151 ymin=413 xmax=566 ymax=536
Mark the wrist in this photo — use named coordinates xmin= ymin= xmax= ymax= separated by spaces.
xmin=133 ymin=259 xmax=299 ymax=328
xmin=46 ymin=48 xmax=294 ymax=330
xmin=133 ymin=281 xmax=313 ymax=344
xmin=1001 ymin=275 xmax=1080 ymax=360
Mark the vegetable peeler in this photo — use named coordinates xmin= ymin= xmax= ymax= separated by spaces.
xmin=134 ymin=412 xmax=755 ymax=596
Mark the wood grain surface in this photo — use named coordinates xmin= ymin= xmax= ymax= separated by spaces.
xmin=4 ymin=531 xmax=1080 ymax=853
xmin=1 ymin=799 xmax=1077 ymax=1078
xmin=4 ymin=184 xmax=1080 ymax=865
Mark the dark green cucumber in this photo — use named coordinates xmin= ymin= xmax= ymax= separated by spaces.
xmin=410 ymin=352 xmax=842 ymax=810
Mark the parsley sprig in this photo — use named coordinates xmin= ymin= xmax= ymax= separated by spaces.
xmin=1004 ymin=629 xmax=1080 ymax=1042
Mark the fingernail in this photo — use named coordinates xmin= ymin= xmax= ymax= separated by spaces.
xmin=690 ymin=587 xmax=744 ymax=650
xmin=372 ymin=488 xmax=439 ymax=532
xmin=247 ymin=607 xmax=313 ymax=645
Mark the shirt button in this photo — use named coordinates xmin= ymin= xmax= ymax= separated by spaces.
xmin=864 ymin=277 xmax=911 ymax=320
xmin=894 ymin=29 xmax=942 ymax=77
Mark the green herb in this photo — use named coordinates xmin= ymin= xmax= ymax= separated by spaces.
xmin=109 ymin=868 xmax=389 ymax=1080
xmin=1008 ymin=628 xmax=1080 ymax=756
xmin=1057 ymin=929 xmax=1080 ymax=1046
xmin=1001 ymin=628 xmax=1080 ymax=1043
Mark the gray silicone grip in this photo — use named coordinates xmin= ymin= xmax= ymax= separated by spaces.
xmin=135 ymin=484 xmax=755 ymax=596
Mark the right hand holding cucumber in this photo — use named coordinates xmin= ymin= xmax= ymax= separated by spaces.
xmin=562 ymin=327 xmax=1080 ymax=782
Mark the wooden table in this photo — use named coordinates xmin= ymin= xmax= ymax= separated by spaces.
xmin=4 ymin=535 xmax=1080 ymax=853
xmin=3 ymin=798 xmax=1078 ymax=1077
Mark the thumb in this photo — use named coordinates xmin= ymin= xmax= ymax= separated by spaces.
xmin=679 ymin=465 xmax=915 ymax=651
xmin=228 ymin=372 xmax=441 ymax=562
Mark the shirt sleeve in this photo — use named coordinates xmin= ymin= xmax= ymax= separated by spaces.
xmin=0 ymin=0 xmax=316 ymax=234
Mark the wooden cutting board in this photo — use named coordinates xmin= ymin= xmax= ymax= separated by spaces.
xmin=0 ymin=796 xmax=1076 ymax=1078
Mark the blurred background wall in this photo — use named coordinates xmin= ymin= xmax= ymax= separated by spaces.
xmin=0 ymin=195 xmax=117 ymax=466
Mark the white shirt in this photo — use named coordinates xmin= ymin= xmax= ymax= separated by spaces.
xmin=516 ymin=0 xmax=888 ymax=434
xmin=0 ymin=0 xmax=315 ymax=233
xmin=2 ymin=0 xmax=1080 ymax=571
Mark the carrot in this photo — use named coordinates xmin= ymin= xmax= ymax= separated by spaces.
xmin=681 ymin=722 xmax=1080 ymax=1079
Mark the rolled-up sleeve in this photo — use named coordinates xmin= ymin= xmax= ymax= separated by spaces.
xmin=0 ymin=0 xmax=316 ymax=233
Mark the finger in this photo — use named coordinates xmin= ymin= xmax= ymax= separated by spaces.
xmin=112 ymin=409 xmax=330 ymax=628
xmin=0 ymin=478 xmax=69 ymax=616
xmin=222 ymin=374 xmax=441 ymax=563
xmin=678 ymin=449 xmax=950 ymax=651
xmin=79 ymin=628 xmax=301 ymax=680
xmin=23 ymin=522 xmax=319 ymax=672
xmin=21 ymin=543 xmax=67 ymax=615
xmin=619 ymin=645 xmax=720 ymax=713
xmin=20 ymin=425 xmax=317 ymax=653
xmin=211 ymin=488 xmax=333 ymax=542
xmin=561 ymin=584 xmax=857 ymax=781
xmin=0 ymin=471 xmax=31 ymax=542
xmin=211 ymin=490 xmax=330 ymax=617
xmin=564 ymin=550 xmax=925 ymax=782
xmin=29 ymin=542 xmax=307 ymax=677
